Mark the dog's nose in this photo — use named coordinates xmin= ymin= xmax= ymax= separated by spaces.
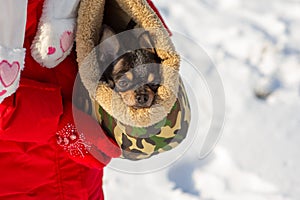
xmin=136 ymin=94 xmax=149 ymax=105
xmin=134 ymin=86 xmax=155 ymax=108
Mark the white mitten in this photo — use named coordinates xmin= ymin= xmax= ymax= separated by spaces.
xmin=0 ymin=0 xmax=27 ymax=103
xmin=31 ymin=0 xmax=80 ymax=68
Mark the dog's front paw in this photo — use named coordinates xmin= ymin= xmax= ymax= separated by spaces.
xmin=31 ymin=19 xmax=75 ymax=68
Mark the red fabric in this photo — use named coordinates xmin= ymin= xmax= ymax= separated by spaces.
xmin=0 ymin=0 xmax=105 ymax=199
xmin=56 ymin=103 xmax=121 ymax=169
xmin=0 ymin=79 xmax=63 ymax=142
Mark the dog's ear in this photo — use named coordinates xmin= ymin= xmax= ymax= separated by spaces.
xmin=99 ymin=25 xmax=120 ymax=59
xmin=138 ymin=31 xmax=156 ymax=53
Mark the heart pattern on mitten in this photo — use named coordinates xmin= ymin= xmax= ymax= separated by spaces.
xmin=0 ymin=60 xmax=20 ymax=87
xmin=31 ymin=16 xmax=76 ymax=68
xmin=60 ymin=31 xmax=74 ymax=53
xmin=47 ymin=47 xmax=56 ymax=55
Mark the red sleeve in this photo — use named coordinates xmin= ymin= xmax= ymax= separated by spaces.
xmin=56 ymin=102 xmax=121 ymax=169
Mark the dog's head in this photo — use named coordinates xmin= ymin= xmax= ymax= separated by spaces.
xmin=99 ymin=26 xmax=161 ymax=108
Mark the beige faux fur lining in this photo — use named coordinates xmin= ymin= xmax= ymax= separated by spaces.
xmin=76 ymin=0 xmax=105 ymax=64
xmin=76 ymin=0 xmax=181 ymax=127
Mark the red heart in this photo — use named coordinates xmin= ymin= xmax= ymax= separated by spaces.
xmin=0 ymin=90 xmax=7 ymax=96
xmin=0 ymin=60 xmax=20 ymax=87
xmin=47 ymin=46 xmax=56 ymax=55
xmin=60 ymin=31 xmax=74 ymax=53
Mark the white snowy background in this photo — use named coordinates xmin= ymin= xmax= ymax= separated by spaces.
xmin=103 ymin=0 xmax=300 ymax=199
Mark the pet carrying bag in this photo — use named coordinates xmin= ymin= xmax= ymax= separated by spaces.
xmin=76 ymin=0 xmax=191 ymax=160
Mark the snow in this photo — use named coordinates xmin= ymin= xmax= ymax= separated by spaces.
xmin=103 ymin=0 xmax=300 ymax=199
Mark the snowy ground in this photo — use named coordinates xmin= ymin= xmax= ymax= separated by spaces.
xmin=104 ymin=0 xmax=300 ymax=199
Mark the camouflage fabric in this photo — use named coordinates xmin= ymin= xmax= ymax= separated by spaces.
xmin=95 ymin=80 xmax=191 ymax=160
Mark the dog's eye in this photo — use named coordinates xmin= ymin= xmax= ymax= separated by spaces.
xmin=117 ymin=80 xmax=129 ymax=88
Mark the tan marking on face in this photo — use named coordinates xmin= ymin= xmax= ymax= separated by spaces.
xmin=119 ymin=90 xmax=136 ymax=107
xmin=126 ymin=72 xmax=133 ymax=81
xmin=147 ymin=73 xmax=155 ymax=83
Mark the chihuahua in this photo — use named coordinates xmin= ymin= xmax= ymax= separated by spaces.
xmin=99 ymin=26 xmax=161 ymax=108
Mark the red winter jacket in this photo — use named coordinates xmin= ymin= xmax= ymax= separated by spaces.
xmin=0 ymin=0 xmax=105 ymax=199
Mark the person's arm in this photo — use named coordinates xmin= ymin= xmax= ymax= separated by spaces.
xmin=0 ymin=0 xmax=27 ymax=103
